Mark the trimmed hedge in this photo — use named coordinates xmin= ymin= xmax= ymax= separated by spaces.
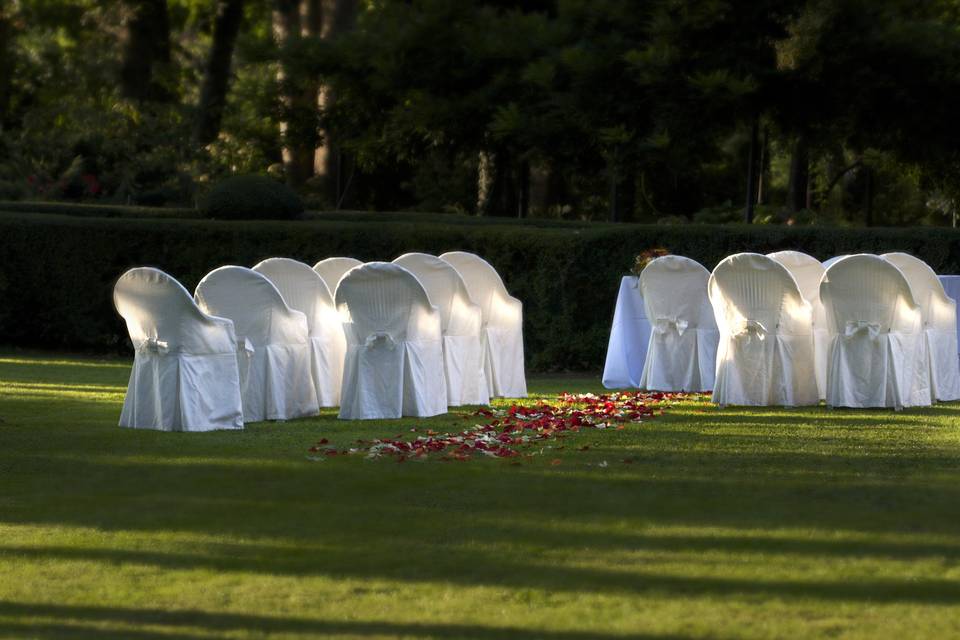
xmin=200 ymin=175 xmax=304 ymax=220
xmin=3 ymin=210 xmax=960 ymax=370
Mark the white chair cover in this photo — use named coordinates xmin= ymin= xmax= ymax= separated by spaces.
xmin=194 ymin=266 xmax=319 ymax=422
xmin=114 ymin=267 xmax=243 ymax=431
xmin=881 ymin=253 xmax=960 ymax=401
xmin=709 ymin=253 xmax=818 ymax=406
xmin=767 ymin=250 xmax=829 ymax=400
xmin=336 ymin=262 xmax=447 ymax=419
xmin=822 ymin=255 xmax=849 ymax=269
xmin=440 ymin=251 xmax=527 ymax=398
xmin=393 ymin=253 xmax=489 ymax=405
xmin=820 ymin=254 xmax=930 ymax=408
xmin=313 ymin=257 xmax=363 ymax=296
xmin=637 ymin=255 xmax=718 ymax=392
xmin=253 ymin=258 xmax=346 ymax=407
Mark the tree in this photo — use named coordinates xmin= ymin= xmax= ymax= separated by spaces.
xmin=120 ymin=0 xmax=173 ymax=102
xmin=193 ymin=0 xmax=246 ymax=146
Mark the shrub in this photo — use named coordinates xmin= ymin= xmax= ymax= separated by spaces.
xmin=199 ymin=175 xmax=304 ymax=220
xmin=1 ymin=210 xmax=959 ymax=370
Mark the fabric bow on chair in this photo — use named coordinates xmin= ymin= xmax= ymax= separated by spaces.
xmin=732 ymin=319 xmax=767 ymax=342
xmin=137 ymin=337 xmax=170 ymax=354
xmin=653 ymin=317 xmax=689 ymax=337
xmin=843 ymin=320 xmax=882 ymax=339
xmin=364 ymin=332 xmax=397 ymax=350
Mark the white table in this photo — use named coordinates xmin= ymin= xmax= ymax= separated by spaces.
xmin=602 ymin=276 xmax=652 ymax=389
xmin=939 ymin=275 xmax=960 ymax=360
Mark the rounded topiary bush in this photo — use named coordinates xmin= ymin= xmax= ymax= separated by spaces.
xmin=200 ymin=174 xmax=304 ymax=220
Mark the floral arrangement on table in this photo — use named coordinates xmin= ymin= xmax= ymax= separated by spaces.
xmin=631 ymin=248 xmax=670 ymax=277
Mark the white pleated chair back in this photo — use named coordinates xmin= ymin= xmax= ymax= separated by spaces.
xmin=767 ymin=251 xmax=825 ymax=305
xmin=820 ymin=254 xmax=930 ymax=408
xmin=881 ymin=253 xmax=950 ymax=323
xmin=637 ymin=255 xmax=718 ymax=392
xmin=194 ymin=266 xmax=318 ymax=422
xmin=194 ymin=266 xmax=305 ymax=347
xmin=880 ymin=252 xmax=960 ymax=402
xmin=393 ymin=253 xmax=478 ymax=335
xmin=253 ymin=258 xmax=336 ymax=337
xmin=708 ymin=253 xmax=817 ymax=406
xmin=709 ymin=253 xmax=808 ymax=337
xmin=336 ymin=262 xmax=446 ymax=419
xmin=336 ymin=262 xmax=434 ymax=344
xmin=640 ymin=255 xmax=715 ymax=332
xmin=440 ymin=251 xmax=526 ymax=398
xmin=820 ymin=255 xmax=916 ymax=335
xmin=439 ymin=251 xmax=509 ymax=324
xmin=313 ymin=257 xmax=363 ymax=295
xmin=394 ymin=252 xmax=488 ymax=405
xmin=114 ymin=267 xmax=233 ymax=354
xmin=822 ymin=255 xmax=849 ymax=269
xmin=114 ymin=267 xmax=244 ymax=431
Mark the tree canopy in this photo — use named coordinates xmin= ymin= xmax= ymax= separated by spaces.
xmin=3 ymin=0 xmax=960 ymax=225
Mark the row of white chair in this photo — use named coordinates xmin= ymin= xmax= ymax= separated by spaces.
xmin=637 ymin=251 xmax=960 ymax=409
xmin=114 ymin=252 xmax=526 ymax=431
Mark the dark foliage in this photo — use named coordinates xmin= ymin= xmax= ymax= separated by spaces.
xmin=199 ymin=175 xmax=304 ymax=220
xmin=3 ymin=211 xmax=958 ymax=370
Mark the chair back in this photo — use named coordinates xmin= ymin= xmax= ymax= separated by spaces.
xmin=439 ymin=251 xmax=512 ymax=323
xmin=709 ymin=253 xmax=810 ymax=337
xmin=336 ymin=262 xmax=436 ymax=345
xmin=640 ymin=255 xmax=715 ymax=333
xmin=881 ymin=252 xmax=953 ymax=326
xmin=253 ymin=257 xmax=335 ymax=337
xmin=313 ymin=257 xmax=362 ymax=294
xmin=768 ymin=251 xmax=825 ymax=305
xmin=114 ymin=267 xmax=233 ymax=354
xmin=394 ymin=253 xmax=478 ymax=334
xmin=821 ymin=254 xmax=918 ymax=335
xmin=194 ymin=266 xmax=304 ymax=347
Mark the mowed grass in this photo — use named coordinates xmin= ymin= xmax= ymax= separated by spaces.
xmin=2 ymin=353 xmax=960 ymax=639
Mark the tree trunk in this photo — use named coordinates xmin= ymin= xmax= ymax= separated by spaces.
xmin=192 ymin=0 xmax=245 ymax=147
xmin=0 ymin=8 xmax=14 ymax=130
xmin=744 ymin=115 xmax=759 ymax=223
xmin=314 ymin=0 xmax=358 ymax=205
xmin=757 ymin=126 xmax=769 ymax=205
xmin=478 ymin=148 xmax=519 ymax=216
xmin=786 ymin=134 xmax=809 ymax=214
xmin=120 ymin=0 xmax=172 ymax=102
xmin=274 ymin=0 xmax=319 ymax=186
xmin=518 ymin=160 xmax=530 ymax=218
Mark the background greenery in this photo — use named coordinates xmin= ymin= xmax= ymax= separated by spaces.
xmin=4 ymin=207 xmax=960 ymax=370
xmin=3 ymin=352 xmax=960 ymax=638
xmin=4 ymin=0 xmax=960 ymax=226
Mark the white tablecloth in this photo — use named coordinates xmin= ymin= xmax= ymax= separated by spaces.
xmin=939 ymin=275 xmax=960 ymax=359
xmin=602 ymin=276 xmax=652 ymax=389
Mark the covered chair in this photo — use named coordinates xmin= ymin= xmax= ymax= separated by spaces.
xmin=709 ymin=253 xmax=818 ymax=407
xmin=637 ymin=255 xmax=718 ymax=392
xmin=393 ymin=253 xmax=489 ymax=405
xmin=253 ymin=258 xmax=346 ymax=407
xmin=114 ymin=267 xmax=243 ymax=431
xmin=313 ymin=257 xmax=363 ymax=296
xmin=822 ymin=255 xmax=849 ymax=269
xmin=194 ymin=266 xmax=319 ymax=422
xmin=820 ymin=254 xmax=930 ymax=408
xmin=767 ymin=250 xmax=829 ymax=399
xmin=336 ymin=262 xmax=447 ymax=419
xmin=881 ymin=252 xmax=960 ymax=401
xmin=440 ymin=251 xmax=527 ymax=398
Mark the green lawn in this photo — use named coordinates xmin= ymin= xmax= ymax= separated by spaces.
xmin=2 ymin=352 xmax=960 ymax=639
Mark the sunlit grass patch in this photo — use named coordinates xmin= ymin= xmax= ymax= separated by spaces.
xmin=2 ymin=351 xmax=960 ymax=639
